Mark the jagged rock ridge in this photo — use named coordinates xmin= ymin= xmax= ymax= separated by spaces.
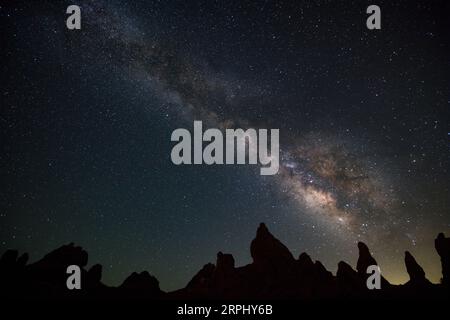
xmin=0 ymin=223 xmax=448 ymax=300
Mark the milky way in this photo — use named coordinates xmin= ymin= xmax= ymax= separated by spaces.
xmin=2 ymin=0 xmax=449 ymax=290
xmin=78 ymin=1 xmax=401 ymax=239
xmin=57 ymin=0 xmax=450 ymax=279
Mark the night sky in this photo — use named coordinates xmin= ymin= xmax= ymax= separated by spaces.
xmin=1 ymin=0 xmax=449 ymax=291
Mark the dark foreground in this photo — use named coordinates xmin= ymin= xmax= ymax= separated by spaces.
xmin=1 ymin=223 xmax=449 ymax=301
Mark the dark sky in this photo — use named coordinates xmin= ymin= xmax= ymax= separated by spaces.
xmin=1 ymin=0 xmax=449 ymax=291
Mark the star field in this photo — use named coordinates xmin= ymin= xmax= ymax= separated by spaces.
xmin=1 ymin=0 xmax=449 ymax=291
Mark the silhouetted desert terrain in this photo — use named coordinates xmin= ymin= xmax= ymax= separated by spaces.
xmin=1 ymin=223 xmax=449 ymax=300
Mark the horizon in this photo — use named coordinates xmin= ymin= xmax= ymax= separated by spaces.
xmin=2 ymin=0 xmax=449 ymax=298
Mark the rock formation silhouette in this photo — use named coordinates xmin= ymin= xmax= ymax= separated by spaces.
xmin=337 ymin=261 xmax=365 ymax=297
xmin=404 ymin=251 xmax=432 ymax=289
xmin=435 ymin=232 xmax=450 ymax=286
xmin=356 ymin=242 xmax=390 ymax=289
xmin=0 ymin=224 xmax=448 ymax=300
xmin=119 ymin=271 xmax=163 ymax=298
